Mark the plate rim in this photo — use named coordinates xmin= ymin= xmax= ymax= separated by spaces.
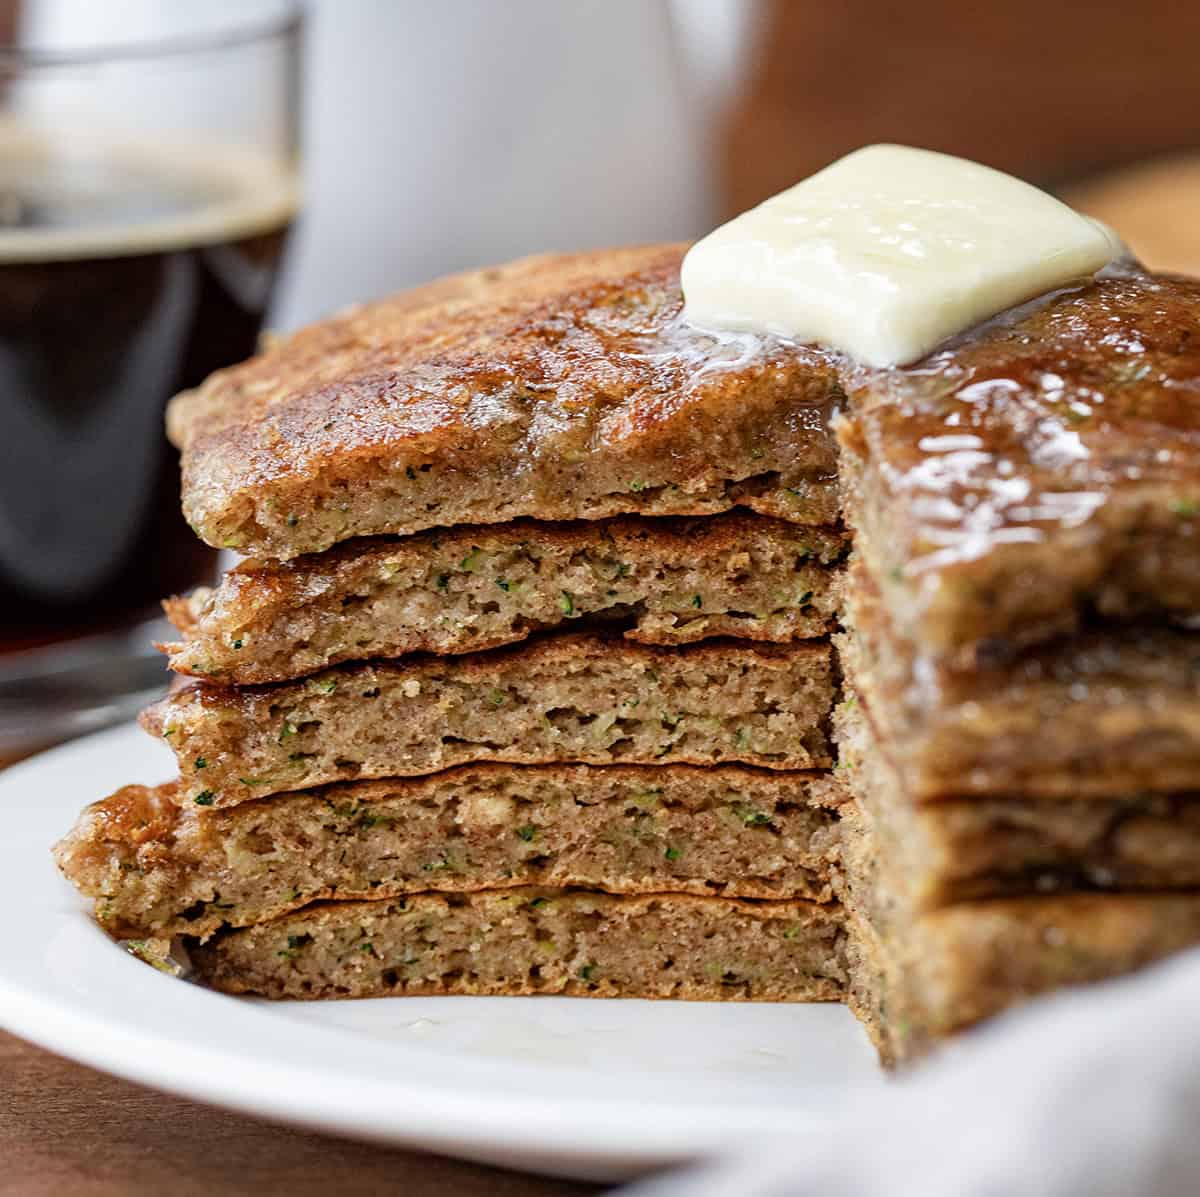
xmin=0 ymin=723 xmax=878 ymax=1178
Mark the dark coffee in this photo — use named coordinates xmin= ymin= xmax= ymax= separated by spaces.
xmin=0 ymin=138 xmax=295 ymax=650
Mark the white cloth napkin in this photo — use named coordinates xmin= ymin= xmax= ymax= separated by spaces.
xmin=624 ymin=947 xmax=1200 ymax=1197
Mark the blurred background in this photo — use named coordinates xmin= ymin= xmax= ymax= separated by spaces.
xmin=282 ymin=0 xmax=1200 ymax=327
xmin=4 ymin=0 xmax=1200 ymax=759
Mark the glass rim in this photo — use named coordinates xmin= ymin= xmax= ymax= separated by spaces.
xmin=0 ymin=3 xmax=303 ymax=69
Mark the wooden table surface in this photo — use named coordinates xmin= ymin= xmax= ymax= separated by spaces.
xmin=0 ymin=1031 xmax=604 ymax=1196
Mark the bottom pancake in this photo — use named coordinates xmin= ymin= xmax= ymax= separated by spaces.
xmin=846 ymin=893 xmax=1200 ymax=1063
xmin=189 ymin=888 xmax=850 ymax=1003
xmin=834 ymin=792 xmax=1200 ymax=1061
xmin=183 ymin=877 xmax=1200 ymax=1064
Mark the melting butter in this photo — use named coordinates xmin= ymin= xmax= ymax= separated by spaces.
xmin=681 ymin=144 xmax=1121 ymax=368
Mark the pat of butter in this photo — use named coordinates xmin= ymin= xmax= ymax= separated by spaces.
xmin=681 ymin=144 xmax=1120 ymax=367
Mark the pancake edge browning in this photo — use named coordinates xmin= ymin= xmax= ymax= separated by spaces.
xmin=170 ymin=245 xmax=843 ymax=559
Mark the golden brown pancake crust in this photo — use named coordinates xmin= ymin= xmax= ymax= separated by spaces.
xmin=840 ymin=270 xmax=1200 ymax=659
xmin=170 ymin=245 xmax=842 ymax=559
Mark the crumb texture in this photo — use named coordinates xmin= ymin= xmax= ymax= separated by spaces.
xmin=163 ymin=515 xmax=845 ymax=684
xmin=191 ymin=888 xmax=850 ymax=1002
xmin=834 ymin=695 xmax=1200 ymax=910
xmin=840 ymin=569 xmax=1200 ymax=799
xmin=145 ymin=634 xmax=835 ymax=806
xmin=55 ymin=766 xmax=844 ymax=939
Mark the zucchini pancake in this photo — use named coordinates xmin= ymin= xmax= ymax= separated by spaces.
xmin=56 ymin=241 xmax=1200 ymax=1065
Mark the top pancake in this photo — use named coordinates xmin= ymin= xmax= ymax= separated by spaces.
xmin=839 ymin=269 xmax=1200 ymax=659
xmin=170 ymin=244 xmax=843 ymax=560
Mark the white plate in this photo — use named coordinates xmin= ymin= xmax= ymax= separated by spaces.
xmin=0 ymin=723 xmax=882 ymax=1181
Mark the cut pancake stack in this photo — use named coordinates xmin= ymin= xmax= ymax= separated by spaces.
xmin=834 ymin=269 xmax=1200 ymax=1061
xmin=56 ymin=247 xmax=861 ymax=1013
xmin=54 ymin=245 xmax=1200 ymax=1065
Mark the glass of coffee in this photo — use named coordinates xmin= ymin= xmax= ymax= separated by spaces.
xmin=0 ymin=2 xmax=301 ymax=757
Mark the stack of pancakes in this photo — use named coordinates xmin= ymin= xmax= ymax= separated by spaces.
xmin=834 ymin=270 xmax=1200 ymax=1060
xmin=54 ymin=245 xmax=1200 ymax=1064
xmin=56 ymin=247 xmax=861 ymax=1015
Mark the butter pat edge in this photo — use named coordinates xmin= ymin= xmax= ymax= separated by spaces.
xmin=681 ymin=144 xmax=1120 ymax=367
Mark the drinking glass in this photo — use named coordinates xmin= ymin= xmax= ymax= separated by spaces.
xmin=0 ymin=1 xmax=302 ymax=757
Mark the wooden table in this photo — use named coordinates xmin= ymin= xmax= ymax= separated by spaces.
xmin=0 ymin=1031 xmax=603 ymax=1197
